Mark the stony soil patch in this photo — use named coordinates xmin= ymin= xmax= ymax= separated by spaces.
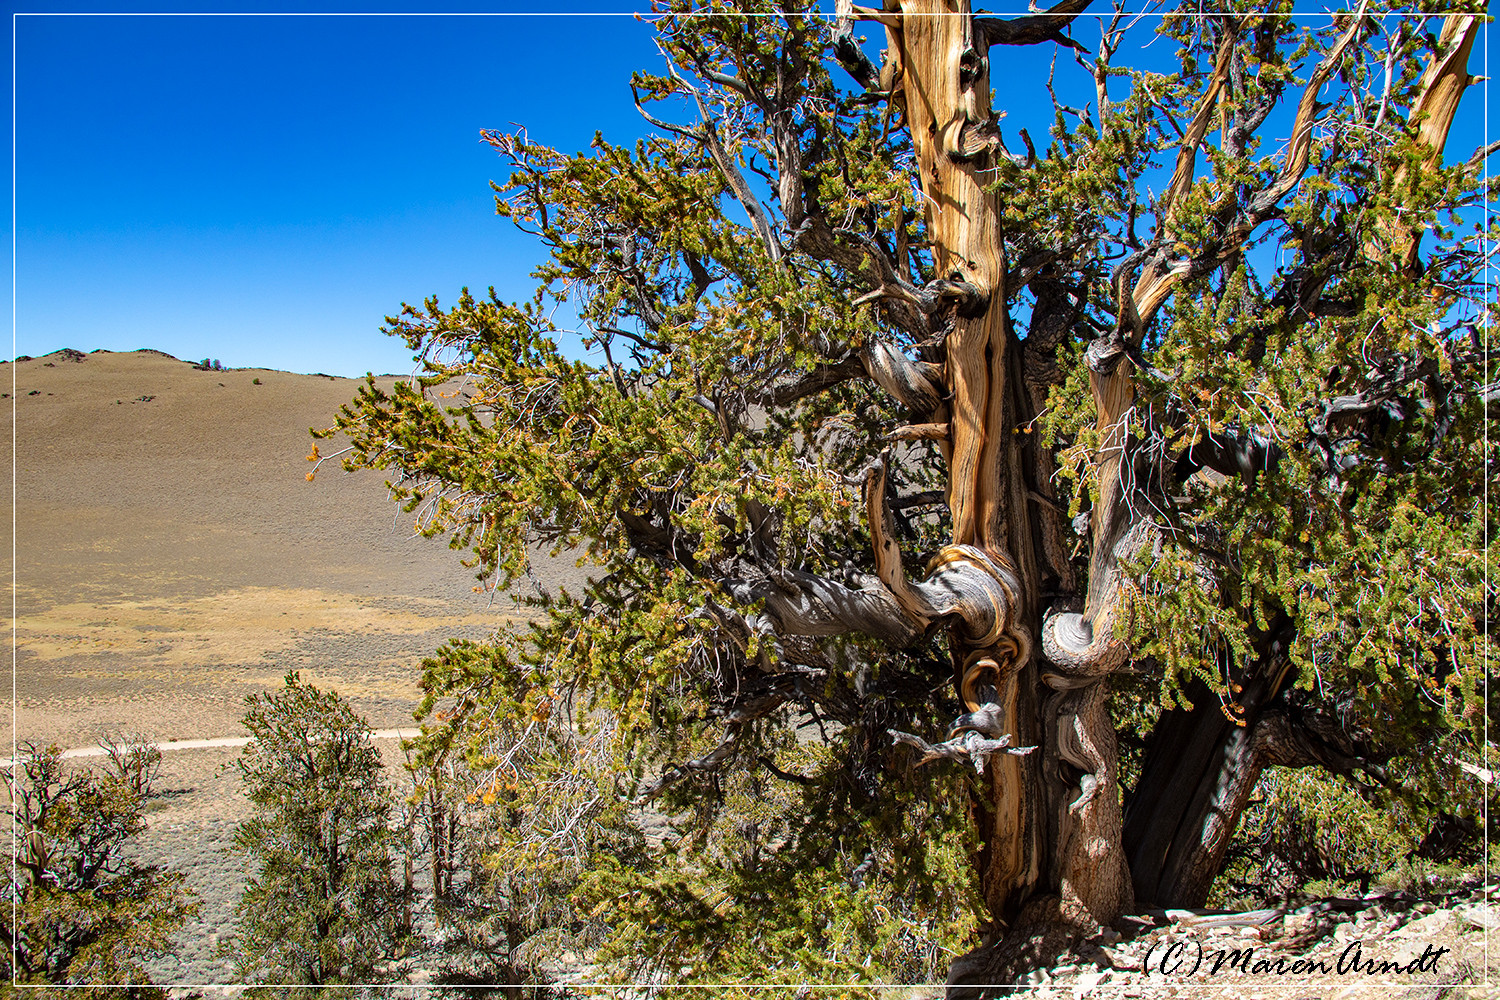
xmin=1014 ymin=884 xmax=1498 ymax=1000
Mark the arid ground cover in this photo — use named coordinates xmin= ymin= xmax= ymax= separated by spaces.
xmin=9 ymin=347 xmax=585 ymax=749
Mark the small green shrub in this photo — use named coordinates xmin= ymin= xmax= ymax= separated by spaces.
xmin=228 ymin=672 xmax=416 ymax=990
xmin=2 ymin=743 xmax=197 ymax=993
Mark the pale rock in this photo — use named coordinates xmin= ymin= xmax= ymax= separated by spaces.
xmin=1072 ymin=970 xmax=1106 ymax=997
xmin=1458 ymin=903 xmax=1497 ymax=930
xmin=1402 ymin=909 xmax=1454 ymax=937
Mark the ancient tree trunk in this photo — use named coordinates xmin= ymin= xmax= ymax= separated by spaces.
xmin=888 ymin=0 xmax=1132 ymax=964
xmin=846 ymin=3 xmax=1479 ymax=989
xmin=893 ymin=0 xmax=1041 ymax=923
xmin=1124 ymin=629 xmax=1292 ymax=907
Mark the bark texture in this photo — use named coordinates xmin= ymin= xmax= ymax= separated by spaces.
xmin=893 ymin=0 xmax=1043 ymax=928
xmin=1124 ymin=644 xmax=1291 ymax=908
xmin=880 ymin=1 xmax=1134 ymax=978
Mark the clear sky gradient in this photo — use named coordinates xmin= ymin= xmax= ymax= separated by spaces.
xmin=15 ymin=6 xmax=670 ymax=376
xmin=11 ymin=5 xmax=1489 ymax=377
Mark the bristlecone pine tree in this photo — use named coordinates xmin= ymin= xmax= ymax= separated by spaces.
xmin=229 ymin=673 xmax=415 ymax=989
xmin=3 ymin=743 xmax=197 ymax=996
xmin=320 ymin=0 xmax=1494 ymax=989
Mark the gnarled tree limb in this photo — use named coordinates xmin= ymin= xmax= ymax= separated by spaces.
xmin=890 ymin=727 xmax=1037 ymax=774
xmin=975 ymin=0 xmax=1092 ymax=50
xmin=1366 ymin=14 xmax=1482 ymax=270
xmin=862 ymin=453 xmax=1028 ymax=649
xmin=723 ymin=565 xmax=921 ymax=646
xmin=1044 ymin=6 xmax=1373 ymax=681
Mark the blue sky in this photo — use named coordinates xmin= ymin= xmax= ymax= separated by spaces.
xmin=14 ymin=7 xmax=668 ymax=376
xmin=11 ymin=6 xmax=1491 ymax=377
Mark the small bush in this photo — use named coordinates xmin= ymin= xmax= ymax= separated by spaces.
xmin=2 ymin=742 xmax=197 ymax=991
xmin=228 ymin=672 xmax=416 ymax=988
xmin=100 ymin=732 xmax=163 ymax=799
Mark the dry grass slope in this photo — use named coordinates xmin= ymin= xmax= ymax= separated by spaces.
xmin=8 ymin=347 xmax=596 ymax=987
xmin=8 ymin=346 xmax=580 ymax=747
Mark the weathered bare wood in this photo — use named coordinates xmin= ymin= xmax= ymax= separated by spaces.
xmin=1155 ymin=27 xmax=1240 ymax=241
xmin=862 ymin=453 xmax=1027 ymax=647
xmin=861 ymin=338 xmax=945 ymax=414
xmin=847 ymin=3 xmax=903 ymax=30
xmin=895 ymin=2 xmax=1016 ymax=550
xmin=1051 ymin=681 xmax=1131 ymax=925
xmin=974 ymin=0 xmax=1092 ymax=50
xmin=723 ymin=565 xmax=920 ymax=645
xmin=1367 ymin=14 xmax=1481 ymax=269
xmin=832 ymin=0 xmax=880 ymax=90
xmin=889 ymin=728 xmax=1036 ymax=773
xmin=892 ymin=0 xmax=1051 ymax=926
xmin=889 ymin=421 xmax=950 ymax=442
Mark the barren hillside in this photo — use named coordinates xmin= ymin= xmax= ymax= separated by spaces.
xmin=8 ymin=347 xmax=577 ymax=748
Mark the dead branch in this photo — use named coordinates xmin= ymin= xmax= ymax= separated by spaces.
xmin=975 ymin=0 xmax=1093 ymax=50
xmin=889 ymin=728 xmax=1037 ymax=774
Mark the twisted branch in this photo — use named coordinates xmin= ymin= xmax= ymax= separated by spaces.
xmin=889 ymin=728 xmax=1037 ymax=774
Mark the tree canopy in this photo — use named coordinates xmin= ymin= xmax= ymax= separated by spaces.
xmin=320 ymin=0 xmax=1493 ymax=988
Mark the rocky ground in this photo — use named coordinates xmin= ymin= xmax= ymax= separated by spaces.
xmin=1011 ymin=885 xmax=1497 ymax=1000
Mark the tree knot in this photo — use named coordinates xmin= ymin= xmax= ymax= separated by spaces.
xmin=924 ymin=544 xmax=1026 ymax=647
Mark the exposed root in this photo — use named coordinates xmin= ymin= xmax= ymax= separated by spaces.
xmin=947 ymin=895 xmax=1094 ymax=999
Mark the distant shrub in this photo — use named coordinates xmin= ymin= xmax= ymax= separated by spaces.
xmin=3 ymin=742 xmax=197 ymax=992
xmin=252 ymin=377 xmax=262 ymax=385
xmin=100 ymin=732 xmax=164 ymax=799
